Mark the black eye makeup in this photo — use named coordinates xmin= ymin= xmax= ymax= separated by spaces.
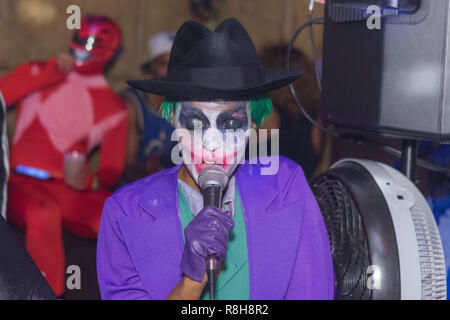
xmin=178 ymin=104 xmax=210 ymax=131
xmin=178 ymin=102 xmax=249 ymax=132
xmin=216 ymin=105 xmax=249 ymax=131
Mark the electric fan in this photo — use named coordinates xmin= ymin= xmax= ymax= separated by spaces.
xmin=311 ymin=159 xmax=447 ymax=300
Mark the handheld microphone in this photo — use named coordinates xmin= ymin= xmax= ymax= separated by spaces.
xmin=198 ymin=165 xmax=229 ymax=300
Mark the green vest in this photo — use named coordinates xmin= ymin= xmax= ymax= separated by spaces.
xmin=178 ymin=185 xmax=250 ymax=300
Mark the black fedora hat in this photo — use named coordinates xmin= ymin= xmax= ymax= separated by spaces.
xmin=127 ymin=18 xmax=302 ymax=100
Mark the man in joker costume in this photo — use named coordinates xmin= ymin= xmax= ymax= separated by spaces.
xmin=97 ymin=18 xmax=334 ymax=300
xmin=0 ymin=15 xmax=128 ymax=296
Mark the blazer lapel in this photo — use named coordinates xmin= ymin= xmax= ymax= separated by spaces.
xmin=235 ymin=162 xmax=305 ymax=300
xmin=118 ymin=165 xmax=185 ymax=300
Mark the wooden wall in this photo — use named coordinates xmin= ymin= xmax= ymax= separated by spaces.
xmin=0 ymin=0 xmax=324 ymax=91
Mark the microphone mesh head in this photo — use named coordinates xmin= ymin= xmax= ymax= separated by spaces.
xmin=198 ymin=165 xmax=229 ymax=191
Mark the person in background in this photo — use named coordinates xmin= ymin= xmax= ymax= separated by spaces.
xmin=189 ymin=0 xmax=221 ymax=27
xmin=0 ymin=15 xmax=128 ymax=296
xmin=258 ymin=45 xmax=325 ymax=179
xmin=121 ymin=32 xmax=176 ymax=183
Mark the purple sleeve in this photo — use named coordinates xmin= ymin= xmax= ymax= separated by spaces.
xmin=284 ymin=168 xmax=335 ymax=300
xmin=97 ymin=197 xmax=151 ymax=300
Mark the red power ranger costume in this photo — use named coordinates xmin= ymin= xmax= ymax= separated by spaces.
xmin=0 ymin=16 xmax=128 ymax=296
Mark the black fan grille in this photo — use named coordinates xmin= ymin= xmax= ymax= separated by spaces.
xmin=312 ymin=175 xmax=371 ymax=300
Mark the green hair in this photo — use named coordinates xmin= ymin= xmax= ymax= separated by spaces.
xmin=160 ymin=99 xmax=175 ymax=123
xmin=249 ymin=94 xmax=273 ymax=126
xmin=160 ymin=94 xmax=273 ymax=126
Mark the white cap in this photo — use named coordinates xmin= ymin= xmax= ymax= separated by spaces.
xmin=148 ymin=31 xmax=176 ymax=61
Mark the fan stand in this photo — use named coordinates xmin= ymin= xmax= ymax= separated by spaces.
xmin=401 ymin=139 xmax=418 ymax=183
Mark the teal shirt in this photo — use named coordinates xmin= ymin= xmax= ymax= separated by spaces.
xmin=178 ymin=185 xmax=250 ymax=300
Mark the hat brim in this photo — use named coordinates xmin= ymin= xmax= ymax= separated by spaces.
xmin=127 ymin=68 xmax=302 ymax=100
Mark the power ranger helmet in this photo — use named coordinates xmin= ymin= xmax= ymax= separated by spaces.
xmin=70 ymin=15 xmax=122 ymax=74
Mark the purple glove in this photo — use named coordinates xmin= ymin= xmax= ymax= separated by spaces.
xmin=181 ymin=206 xmax=235 ymax=282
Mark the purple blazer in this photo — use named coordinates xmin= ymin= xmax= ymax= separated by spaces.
xmin=97 ymin=157 xmax=334 ymax=300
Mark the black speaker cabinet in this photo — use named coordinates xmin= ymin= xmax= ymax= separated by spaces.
xmin=322 ymin=0 xmax=450 ymax=141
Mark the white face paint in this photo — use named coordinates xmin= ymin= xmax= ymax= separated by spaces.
xmin=174 ymin=100 xmax=251 ymax=184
